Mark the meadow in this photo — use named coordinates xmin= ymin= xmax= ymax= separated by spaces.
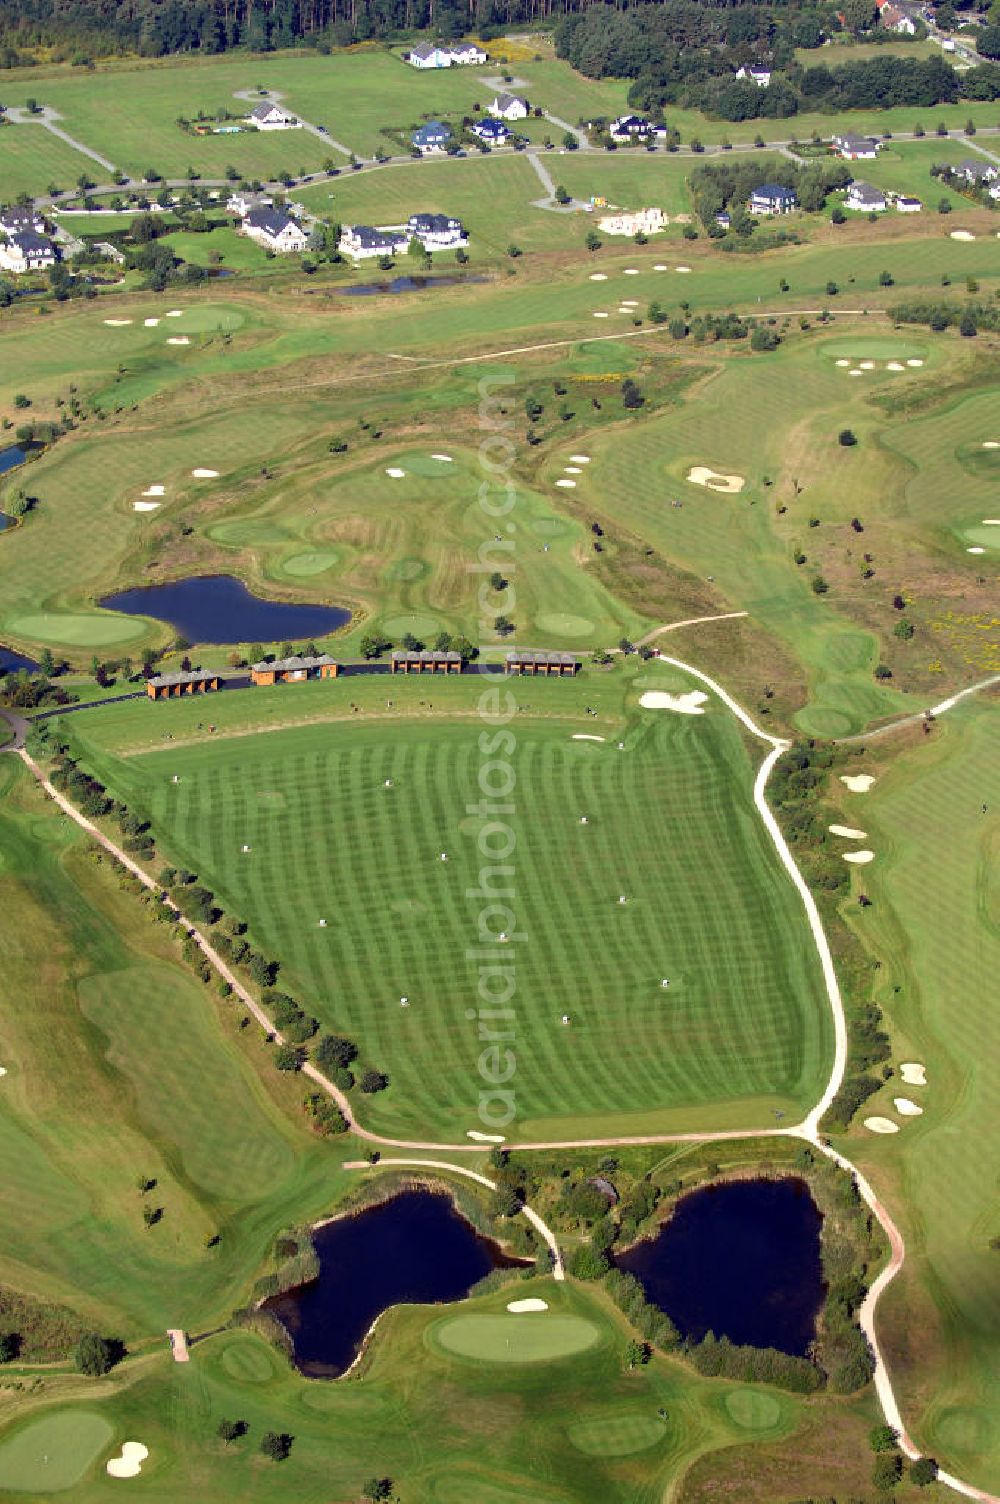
xmin=0 ymin=755 xmax=347 ymax=1337
xmin=838 ymin=699 xmax=1000 ymax=1496
xmin=65 ymin=658 xmax=834 ymax=1142
xmin=0 ymin=121 xmax=103 ymax=198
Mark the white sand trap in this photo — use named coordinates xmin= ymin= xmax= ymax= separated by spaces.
xmin=983 ymin=442 xmax=1000 ymax=450
xmin=589 ymin=272 xmax=608 ymax=281
xmin=887 ymin=361 xmax=905 ymax=371
xmin=840 ymin=773 xmax=875 ymax=792
xmin=676 ymin=265 xmax=692 ymax=273
xmin=864 ymin=1116 xmax=899 ymax=1135
xmin=640 ymin=689 xmax=709 ymax=715
xmin=430 ymin=453 xmax=453 ymax=462
xmin=653 ymin=263 xmax=668 ymax=271
xmin=593 ymin=311 xmax=609 ymax=318
xmin=166 ymin=336 xmax=190 ymax=346
xmin=466 ymin=1129 xmax=505 ymax=1142
xmin=849 ymin=369 xmax=864 ymax=377
xmin=133 ymin=501 xmax=160 ymax=512
xmin=621 ymin=299 xmax=639 ymax=307
xmin=165 ymin=309 xmax=183 ymax=317
xmin=900 ymin=1062 xmax=927 ymax=1086
xmin=982 ymin=518 xmax=1000 ymax=524
xmin=386 ymin=467 xmax=406 ymax=478
xmin=859 ymin=360 xmax=875 ymax=370
xmin=191 ymin=468 xmax=219 ymax=479
xmin=843 ymin=849 xmax=874 ymax=864
xmin=835 ymin=358 xmax=851 ymax=367
xmin=624 ymin=268 xmax=640 ymax=275
xmin=143 ymin=317 xmax=159 ymax=327
xmin=107 ymin=1442 xmax=149 ymax=1479
xmin=894 ymin=1097 xmax=924 ymax=1117
xmin=142 ymin=485 xmax=165 ymax=497
xmin=686 ymin=465 xmax=744 ymax=494
xmin=573 ymin=734 xmax=605 ymax=742
xmin=103 ymin=318 xmax=133 ymax=326
xmin=569 ymin=455 xmax=590 ymax=463
xmin=906 ymin=358 xmax=924 ymax=367
xmin=829 ymin=824 xmax=868 ymax=839
xmin=507 ymin=1298 xmax=549 ymax=1313
xmin=967 ymin=546 xmax=986 ymax=554
xmin=555 ymin=478 xmax=576 ymax=488
xmin=617 ymin=307 xmax=633 ymax=315
xmin=565 ymin=466 xmax=583 ymax=474
xmin=950 ymin=229 xmax=975 ymax=240
xmin=0 ymin=1066 xmax=7 ymax=1079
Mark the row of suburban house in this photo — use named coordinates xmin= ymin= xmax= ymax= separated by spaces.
xmin=339 ymin=212 xmax=467 ymax=258
xmin=745 ymin=154 xmax=999 ymax=218
xmin=0 ymin=204 xmax=57 ymax=274
xmin=406 ymin=41 xmax=488 ymax=68
xmin=147 ymin=649 xmax=580 ymax=696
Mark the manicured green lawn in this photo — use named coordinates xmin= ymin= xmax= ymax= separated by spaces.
xmin=0 ymin=1410 xmax=114 ymax=1493
xmin=549 ymin=152 xmax=694 ymax=218
xmin=69 ymin=659 xmax=834 ymax=1142
xmin=430 ymin=1312 xmax=602 ymax=1362
xmin=840 ymin=702 xmax=1000 ymax=1496
xmin=0 ymin=122 xmax=104 ymax=200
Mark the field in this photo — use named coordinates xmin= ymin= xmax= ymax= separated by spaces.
xmin=838 ymin=700 xmax=1000 ymax=1493
xmin=64 ymin=658 xmax=833 ymax=1141
xmin=0 ymin=121 xmax=101 ymax=197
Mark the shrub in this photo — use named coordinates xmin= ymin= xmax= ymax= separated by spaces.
xmin=74 ymin=1332 xmax=124 ymax=1376
xmin=871 ymin=1451 xmax=902 ymax=1489
xmin=839 ymin=429 xmax=857 ymax=446
xmin=910 ymin=1458 xmax=939 ymax=1486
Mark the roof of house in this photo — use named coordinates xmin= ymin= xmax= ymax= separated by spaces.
xmin=0 ymin=205 xmax=39 ymax=226
xmin=149 ymin=669 xmax=221 ymax=688
xmin=250 ymin=100 xmax=286 ymax=120
xmin=391 ymin=649 xmax=462 ymax=663
xmin=347 ymin=224 xmax=398 ymax=248
xmin=505 ymin=649 xmax=578 ymax=665
xmin=409 ymin=41 xmax=442 ymax=59
xmin=450 ymin=41 xmax=482 ymax=54
xmin=837 ymin=132 xmax=878 ymax=149
xmin=751 ymin=181 xmax=796 ymax=199
xmin=9 ymin=230 xmax=54 ymax=254
xmin=958 ymin=157 xmax=997 ymax=177
xmin=244 ymin=207 xmax=300 ymax=237
xmin=412 ymin=119 xmax=452 ymax=142
xmin=408 ymin=212 xmax=463 ymax=232
xmin=251 ymin=654 xmax=339 ymax=673
xmin=492 ymin=92 xmax=525 ymax=110
xmin=848 ymin=180 xmax=886 ymax=201
xmin=473 ymin=116 xmax=508 ymax=134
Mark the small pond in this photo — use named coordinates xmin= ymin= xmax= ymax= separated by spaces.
xmin=0 ymin=445 xmax=27 ymax=476
xmin=0 ymin=645 xmax=40 ymax=675
xmin=99 ymin=575 xmax=350 ymax=645
xmin=339 ymin=274 xmax=486 ymax=297
xmin=617 ymin=1178 xmax=824 ymax=1357
xmin=266 ymin=1189 xmax=527 ymax=1377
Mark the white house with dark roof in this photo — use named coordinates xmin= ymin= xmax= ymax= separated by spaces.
xmin=338 ymin=224 xmax=409 ymax=259
xmin=845 ymin=180 xmax=887 ymax=212
xmin=0 ymin=205 xmax=46 ymax=235
xmin=471 ymin=117 xmax=510 ymax=144
xmin=412 ymin=120 xmax=452 ymax=153
xmin=956 ymin=158 xmax=999 ymax=185
xmin=248 ymin=100 xmax=300 ymax=130
xmin=406 ymin=211 xmax=467 ymax=248
xmin=735 ymin=64 xmax=772 ymax=86
xmin=895 ymin=194 xmax=922 ymax=212
xmin=449 ymin=42 xmax=487 ymax=63
xmin=407 ymin=41 xmax=487 ymax=67
xmin=877 ymin=0 xmax=917 ymax=31
xmin=748 ymin=182 xmax=798 ymax=215
xmin=226 ymin=189 xmax=273 ymax=217
xmin=0 ymin=230 xmax=57 ymax=273
xmin=834 ymin=133 xmax=880 ymax=160
xmin=489 ymin=91 xmax=529 ymax=120
xmin=240 ymin=207 xmax=308 ymax=252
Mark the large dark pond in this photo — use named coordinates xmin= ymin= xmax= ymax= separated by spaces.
xmin=617 ymin=1178 xmax=824 ymax=1357
xmin=0 ymin=645 xmax=40 ymax=674
xmin=339 ymin=274 xmax=486 ymax=297
xmin=266 ymin=1189 xmax=527 ymax=1377
xmin=100 ymin=575 xmax=350 ymax=645
xmin=0 ymin=445 xmax=27 ymax=476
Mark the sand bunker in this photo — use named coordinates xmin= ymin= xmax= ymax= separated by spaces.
xmin=593 ymin=311 xmax=609 ymax=318
xmin=191 ymin=468 xmax=219 ymax=479
xmin=555 ymin=478 xmax=576 ymax=488
xmin=906 ymin=358 xmax=924 ymax=367
xmin=430 ymin=453 xmax=453 ymax=462
xmin=589 ymin=273 xmax=608 ymax=281
xmin=864 ymin=1116 xmax=899 ymax=1134
xmin=983 ymin=518 xmax=1000 ymax=524
xmin=640 ymin=689 xmax=709 ymax=715
xmin=385 ymin=468 xmax=406 ymax=479
xmin=621 ymin=299 xmax=639 ymax=307
xmin=143 ymin=317 xmax=159 ymax=327
xmin=142 ymin=485 xmax=165 ymax=497
xmin=107 ymin=1442 xmax=149 ymax=1478
xmin=983 ymin=441 xmax=1000 ymax=450
xmin=840 ymin=774 xmax=875 ymax=792
xmin=968 ymin=546 xmax=986 ymax=554
xmin=849 ymin=369 xmax=863 ymax=377
xmin=686 ymin=466 xmax=745 ymax=494
xmin=829 ymin=824 xmax=867 ymax=839
xmin=165 ymin=309 xmax=183 ymax=317
xmin=950 ymin=229 xmax=975 ymax=241
xmin=623 ymin=268 xmax=639 ymax=275
xmin=507 ymin=1298 xmax=549 ymax=1313
xmin=572 ymin=734 xmax=605 ymax=742
xmin=843 ymin=849 xmax=874 ymax=864
xmin=887 ymin=361 xmax=905 ymax=371
xmin=836 ymin=358 xmax=851 ymax=367
xmin=565 ymin=466 xmax=583 ymax=475
xmin=894 ymin=1097 xmax=924 ymax=1117
xmin=0 ymin=1066 xmax=7 ymax=1079
xmin=570 ymin=455 xmax=590 ymax=463
xmin=166 ymin=336 xmax=190 ymax=346
xmin=900 ymin=1062 xmax=927 ymax=1086
xmin=133 ymin=501 xmax=160 ymax=512
xmin=676 ymin=265 xmax=691 ymax=273
xmin=467 ymin=1129 xmax=505 ymax=1142
xmin=103 ymin=318 xmax=133 ymax=326
xmin=859 ymin=360 xmax=875 ymax=370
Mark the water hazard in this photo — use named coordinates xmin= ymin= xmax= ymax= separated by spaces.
xmin=100 ymin=575 xmax=350 ymax=645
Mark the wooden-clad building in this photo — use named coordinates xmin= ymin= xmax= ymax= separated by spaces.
xmin=147 ymin=669 xmax=223 ymax=699
xmin=250 ymin=654 xmax=340 ymax=686
xmin=391 ymin=649 xmax=463 ymax=675
xmin=504 ymin=650 xmax=579 ymax=676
